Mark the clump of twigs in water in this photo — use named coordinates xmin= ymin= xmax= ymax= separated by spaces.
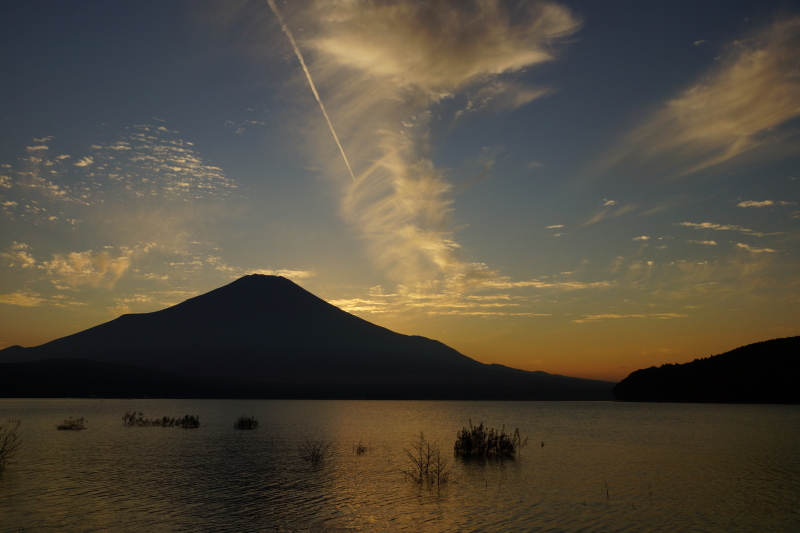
xmin=122 ymin=411 xmax=199 ymax=429
xmin=234 ymin=416 xmax=259 ymax=430
xmin=402 ymin=432 xmax=453 ymax=487
xmin=453 ymin=420 xmax=527 ymax=458
xmin=354 ymin=441 xmax=370 ymax=455
xmin=0 ymin=419 xmax=23 ymax=467
xmin=175 ymin=415 xmax=200 ymax=429
xmin=56 ymin=417 xmax=86 ymax=431
xmin=300 ymin=438 xmax=332 ymax=467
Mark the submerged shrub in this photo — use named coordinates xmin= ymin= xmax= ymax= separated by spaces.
xmin=175 ymin=415 xmax=200 ymax=429
xmin=402 ymin=432 xmax=452 ymax=486
xmin=234 ymin=416 xmax=259 ymax=430
xmin=354 ymin=441 xmax=370 ymax=455
xmin=299 ymin=438 xmax=332 ymax=467
xmin=454 ymin=420 xmax=527 ymax=458
xmin=122 ymin=411 xmax=199 ymax=429
xmin=0 ymin=419 xmax=22 ymax=467
xmin=56 ymin=417 xmax=86 ymax=431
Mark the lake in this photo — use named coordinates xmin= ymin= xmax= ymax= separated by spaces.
xmin=1 ymin=399 xmax=798 ymax=532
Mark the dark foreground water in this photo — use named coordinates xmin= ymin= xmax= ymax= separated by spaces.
xmin=1 ymin=400 xmax=798 ymax=532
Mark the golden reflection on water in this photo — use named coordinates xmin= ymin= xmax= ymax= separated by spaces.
xmin=0 ymin=399 xmax=798 ymax=532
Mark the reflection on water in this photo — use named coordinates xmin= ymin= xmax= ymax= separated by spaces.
xmin=1 ymin=400 xmax=798 ymax=532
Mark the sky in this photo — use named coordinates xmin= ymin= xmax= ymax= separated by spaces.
xmin=1 ymin=0 xmax=799 ymax=381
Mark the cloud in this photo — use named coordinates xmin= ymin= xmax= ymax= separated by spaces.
xmin=88 ymin=125 xmax=236 ymax=199
xmin=0 ymin=126 xmax=261 ymax=305
xmin=693 ymin=40 xmax=708 ymax=46
xmin=245 ymin=269 xmax=316 ymax=279
xmin=1 ymin=242 xmax=36 ymax=268
xmin=601 ymin=199 xmax=617 ymax=206
xmin=472 ymin=277 xmax=610 ymax=290
xmin=688 ymin=240 xmax=717 ymax=245
xmin=598 ymin=18 xmax=800 ymax=177
xmin=455 ymin=80 xmax=551 ymax=118
xmin=327 ymin=289 xmax=554 ymax=317
xmin=632 ymin=236 xmax=650 ymax=241
xmin=546 ymin=224 xmax=564 ymax=229
xmin=572 ymin=313 xmax=687 ymax=323
xmin=582 ymin=202 xmax=637 ymax=226
xmin=311 ymin=0 xmax=581 ymax=96
xmin=74 ymin=156 xmax=94 ymax=167
xmin=677 ymin=221 xmax=779 ymax=237
xmin=1 ymin=128 xmax=239 ymax=240
xmin=0 ymin=291 xmax=45 ymax=307
xmin=737 ymin=200 xmax=773 ymax=208
xmin=735 ymin=243 xmax=778 ymax=253
xmin=42 ymin=248 xmax=140 ymax=288
xmin=292 ymin=0 xmax=581 ymax=290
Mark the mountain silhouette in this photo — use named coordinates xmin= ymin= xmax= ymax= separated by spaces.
xmin=0 ymin=275 xmax=615 ymax=399
xmin=613 ymin=336 xmax=800 ymax=403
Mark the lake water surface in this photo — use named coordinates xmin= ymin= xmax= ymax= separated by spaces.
xmin=1 ymin=399 xmax=798 ymax=532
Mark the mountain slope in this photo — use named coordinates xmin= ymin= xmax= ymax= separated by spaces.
xmin=2 ymin=275 xmax=479 ymax=380
xmin=612 ymin=336 xmax=800 ymax=403
xmin=0 ymin=274 xmax=616 ymax=399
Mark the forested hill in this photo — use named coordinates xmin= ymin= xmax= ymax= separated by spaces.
xmin=613 ymin=336 xmax=800 ymax=403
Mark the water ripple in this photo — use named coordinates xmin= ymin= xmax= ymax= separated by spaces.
xmin=1 ymin=400 xmax=798 ymax=532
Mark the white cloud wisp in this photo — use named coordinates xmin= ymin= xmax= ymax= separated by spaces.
xmin=288 ymin=0 xmax=581 ymax=291
xmin=598 ymin=17 xmax=800 ymax=178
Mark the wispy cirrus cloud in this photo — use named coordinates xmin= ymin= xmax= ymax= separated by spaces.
xmin=572 ymin=313 xmax=687 ymax=323
xmin=597 ymin=17 xmax=800 ymax=178
xmin=677 ymin=221 xmax=780 ymax=237
xmin=735 ymin=243 xmax=779 ymax=254
xmin=274 ymin=0 xmax=581 ymax=293
xmin=328 ymin=290 xmax=553 ymax=318
xmin=311 ymin=1 xmax=580 ymax=96
xmin=737 ymin=200 xmax=774 ymax=208
xmin=582 ymin=202 xmax=637 ymax=226
xmin=0 ymin=291 xmax=45 ymax=307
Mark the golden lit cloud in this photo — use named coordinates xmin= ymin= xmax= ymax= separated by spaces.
xmin=0 ymin=291 xmax=45 ymax=307
xmin=677 ymin=221 xmax=779 ymax=237
xmin=245 ymin=269 xmax=317 ymax=279
xmin=294 ymin=0 xmax=581 ymax=291
xmin=1 ymin=242 xmax=36 ymax=268
xmin=737 ymin=200 xmax=774 ymax=208
xmin=311 ymin=0 xmax=580 ymax=95
xmin=43 ymin=250 xmax=133 ymax=288
xmin=598 ymin=17 xmax=800 ymax=177
xmin=572 ymin=313 xmax=687 ymax=323
xmin=735 ymin=243 xmax=779 ymax=254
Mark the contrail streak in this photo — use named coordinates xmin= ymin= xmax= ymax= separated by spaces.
xmin=267 ymin=0 xmax=356 ymax=181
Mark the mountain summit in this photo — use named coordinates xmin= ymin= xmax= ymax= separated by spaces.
xmin=1 ymin=275 xmax=615 ymax=399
